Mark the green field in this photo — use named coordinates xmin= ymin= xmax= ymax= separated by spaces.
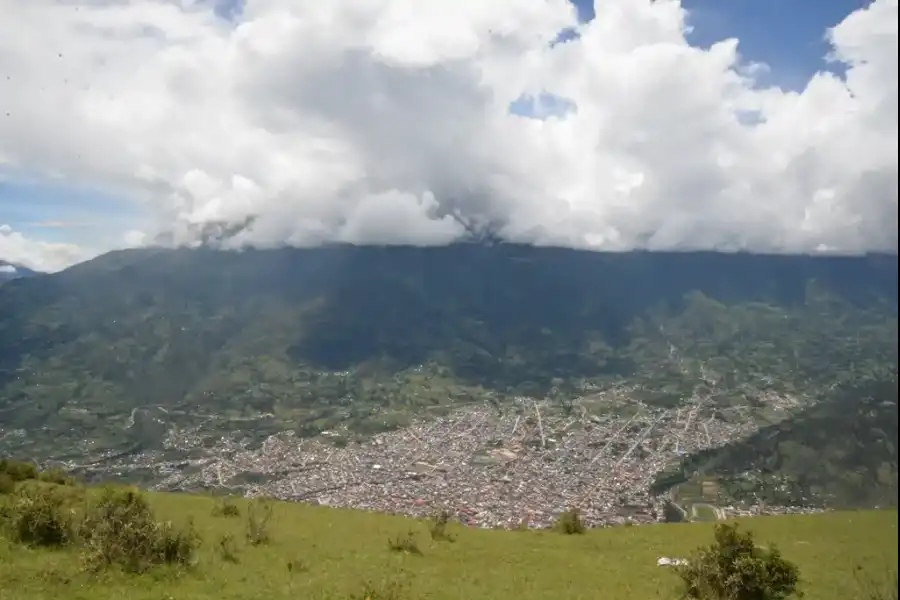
xmin=0 ymin=490 xmax=896 ymax=600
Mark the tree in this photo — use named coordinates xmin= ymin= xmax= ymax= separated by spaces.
xmin=674 ymin=523 xmax=802 ymax=600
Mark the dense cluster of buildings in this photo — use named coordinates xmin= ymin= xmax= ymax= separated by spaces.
xmin=143 ymin=396 xmax=783 ymax=528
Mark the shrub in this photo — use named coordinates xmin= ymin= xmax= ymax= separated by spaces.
xmin=387 ymin=531 xmax=422 ymax=555
xmin=245 ymin=498 xmax=274 ymax=546
xmin=554 ymin=508 xmax=586 ymax=535
xmin=212 ymin=495 xmax=241 ymax=518
xmin=674 ymin=523 xmax=802 ymax=600
xmin=0 ymin=459 xmax=38 ymax=483
xmin=0 ymin=459 xmax=76 ymax=487
xmin=217 ymin=532 xmax=240 ymax=563
xmin=79 ymin=487 xmax=199 ymax=573
xmin=0 ymin=473 xmax=15 ymax=495
xmin=428 ymin=510 xmax=455 ymax=542
xmin=38 ymin=468 xmax=75 ymax=486
xmin=0 ymin=484 xmax=76 ymax=547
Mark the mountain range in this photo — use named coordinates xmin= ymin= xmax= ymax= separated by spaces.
xmin=0 ymin=244 xmax=896 ymax=507
xmin=0 ymin=262 xmax=41 ymax=285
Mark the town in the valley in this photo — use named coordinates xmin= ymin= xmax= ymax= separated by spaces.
xmin=35 ymin=385 xmax=823 ymax=530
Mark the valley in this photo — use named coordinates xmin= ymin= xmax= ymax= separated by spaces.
xmin=0 ymin=246 xmax=896 ymax=525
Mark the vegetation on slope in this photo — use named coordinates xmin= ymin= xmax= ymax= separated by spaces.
xmin=653 ymin=377 xmax=899 ymax=509
xmin=0 ymin=458 xmax=75 ymax=493
xmin=0 ymin=246 xmax=895 ymax=463
xmin=0 ymin=476 xmax=897 ymax=600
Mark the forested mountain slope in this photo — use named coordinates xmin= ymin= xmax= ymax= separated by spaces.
xmin=652 ymin=378 xmax=898 ymax=509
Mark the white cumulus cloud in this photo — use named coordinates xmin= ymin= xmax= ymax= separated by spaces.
xmin=0 ymin=0 xmax=896 ymax=264
xmin=0 ymin=224 xmax=89 ymax=272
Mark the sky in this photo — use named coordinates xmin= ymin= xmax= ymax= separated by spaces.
xmin=0 ymin=0 xmax=896 ymax=272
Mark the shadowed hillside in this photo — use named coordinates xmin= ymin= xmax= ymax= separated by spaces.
xmin=0 ymin=262 xmax=40 ymax=286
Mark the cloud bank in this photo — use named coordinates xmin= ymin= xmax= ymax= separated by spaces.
xmin=0 ymin=0 xmax=896 ymax=269
xmin=0 ymin=224 xmax=88 ymax=272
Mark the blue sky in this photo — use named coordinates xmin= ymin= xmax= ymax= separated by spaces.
xmin=0 ymin=174 xmax=139 ymax=248
xmin=570 ymin=0 xmax=864 ymax=88
xmin=1 ymin=0 xmax=871 ymax=253
xmin=672 ymin=0 xmax=866 ymax=88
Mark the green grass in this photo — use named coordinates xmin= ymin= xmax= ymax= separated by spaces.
xmin=0 ymin=491 xmax=896 ymax=600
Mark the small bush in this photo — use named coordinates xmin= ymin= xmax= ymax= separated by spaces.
xmin=554 ymin=508 xmax=586 ymax=535
xmin=428 ymin=510 xmax=455 ymax=542
xmin=38 ymin=468 xmax=75 ymax=486
xmin=245 ymin=498 xmax=274 ymax=546
xmin=387 ymin=530 xmax=422 ymax=555
xmin=217 ymin=532 xmax=240 ymax=563
xmin=0 ymin=459 xmax=76 ymax=487
xmin=79 ymin=487 xmax=199 ymax=573
xmin=0 ymin=473 xmax=15 ymax=495
xmin=212 ymin=495 xmax=241 ymax=518
xmin=0 ymin=484 xmax=76 ymax=547
xmin=0 ymin=459 xmax=76 ymax=489
xmin=674 ymin=523 xmax=802 ymax=600
xmin=0 ymin=459 xmax=38 ymax=482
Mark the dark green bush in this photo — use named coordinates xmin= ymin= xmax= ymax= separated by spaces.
xmin=79 ymin=487 xmax=199 ymax=573
xmin=674 ymin=523 xmax=802 ymax=600
xmin=0 ymin=459 xmax=38 ymax=482
xmin=554 ymin=508 xmax=586 ymax=535
xmin=0 ymin=473 xmax=15 ymax=495
xmin=0 ymin=458 xmax=76 ymax=487
xmin=0 ymin=483 xmax=77 ymax=547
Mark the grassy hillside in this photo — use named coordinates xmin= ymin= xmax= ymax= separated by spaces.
xmin=0 ymin=486 xmax=896 ymax=600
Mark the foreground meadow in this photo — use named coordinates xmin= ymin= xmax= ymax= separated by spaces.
xmin=0 ymin=489 xmax=896 ymax=600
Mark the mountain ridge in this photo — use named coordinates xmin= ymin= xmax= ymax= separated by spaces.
xmin=0 ymin=261 xmax=41 ymax=285
xmin=0 ymin=245 xmax=896 ymax=509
